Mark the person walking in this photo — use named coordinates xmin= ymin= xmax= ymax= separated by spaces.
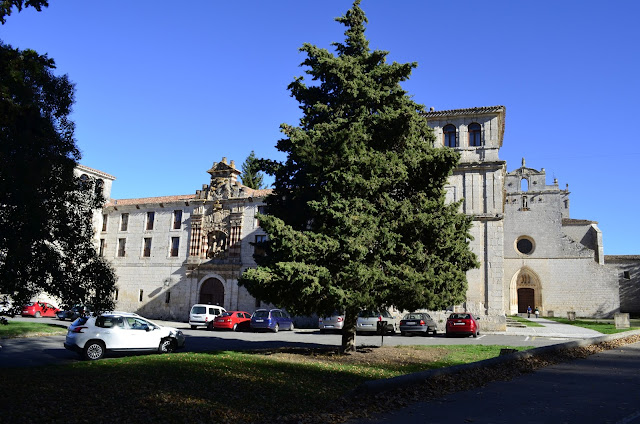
xmin=535 ymin=307 xmax=540 ymax=318
xmin=527 ymin=305 xmax=532 ymax=318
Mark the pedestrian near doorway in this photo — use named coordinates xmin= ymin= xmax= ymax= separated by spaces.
xmin=527 ymin=305 xmax=532 ymax=318
xmin=535 ymin=307 xmax=539 ymax=318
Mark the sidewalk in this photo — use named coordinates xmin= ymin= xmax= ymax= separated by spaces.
xmin=485 ymin=317 xmax=603 ymax=338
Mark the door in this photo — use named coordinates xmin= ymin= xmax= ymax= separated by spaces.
xmin=518 ymin=288 xmax=535 ymax=313
xmin=199 ymin=278 xmax=225 ymax=306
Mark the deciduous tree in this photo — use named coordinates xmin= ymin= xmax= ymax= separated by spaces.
xmin=239 ymin=1 xmax=478 ymax=352
xmin=0 ymin=0 xmax=48 ymax=24
xmin=0 ymin=42 xmax=116 ymax=314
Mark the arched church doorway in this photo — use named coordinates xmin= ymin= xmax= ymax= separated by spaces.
xmin=517 ymin=288 xmax=534 ymax=313
xmin=199 ymin=278 xmax=225 ymax=306
xmin=510 ymin=267 xmax=542 ymax=315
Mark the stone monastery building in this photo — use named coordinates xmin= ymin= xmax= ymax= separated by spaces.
xmin=81 ymin=106 xmax=639 ymax=330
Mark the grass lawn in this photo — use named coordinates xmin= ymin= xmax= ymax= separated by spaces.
xmin=0 ymin=320 xmax=67 ymax=338
xmin=545 ymin=317 xmax=640 ymax=334
xmin=508 ymin=315 xmax=544 ymax=327
xmin=1 ymin=344 xmax=532 ymax=423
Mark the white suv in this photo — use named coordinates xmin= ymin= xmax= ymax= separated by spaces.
xmin=64 ymin=312 xmax=185 ymax=360
xmin=189 ymin=304 xmax=226 ymax=329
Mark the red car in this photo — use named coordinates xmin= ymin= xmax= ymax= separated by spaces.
xmin=21 ymin=302 xmax=60 ymax=318
xmin=211 ymin=311 xmax=252 ymax=331
xmin=445 ymin=313 xmax=480 ymax=338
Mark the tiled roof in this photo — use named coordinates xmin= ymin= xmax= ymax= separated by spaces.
xmin=423 ymin=105 xmax=505 ymax=118
xmin=244 ymin=188 xmax=273 ymax=197
xmin=76 ymin=164 xmax=116 ymax=180
xmin=562 ymin=218 xmax=598 ymax=226
xmin=604 ymin=255 xmax=640 ymax=263
xmin=106 ymin=194 xmax=197 ymax=207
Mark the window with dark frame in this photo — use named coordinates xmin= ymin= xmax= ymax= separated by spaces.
xmin=468 ymin=122 xmax=482 ymax=146
xmin=443 ymin=124 xmax=457 ymax=147
xmin=139 ymin=289 xmax=144 ymax=302
xmin=99 ymin=239 xmax=105 ymax=257
xmin=256 ymin=205 xmax=267 ymax=227
xmin=120 ymin=213 xmax=129 ymax=231
xmin=102 ymin=214 xmax=108 ymax=232
xmin=171 ymin=237 xmax=180 ymax=257
xmin=173 ymin=210 xmax=182 ymax=230
xmin=117 ymin=238 xmax=126 ymax=257
xmin=143 ymin=237 xmax=152 ymax=257
xmin=623 ymin=271 xmax=631 ymax=280
xmin=254 ymin=234 xmax=267 ymax=256
xmin=165 ymin=291 xmax=171 ymax=304
xmin=146 ymin=211 xmax=155 ymax=230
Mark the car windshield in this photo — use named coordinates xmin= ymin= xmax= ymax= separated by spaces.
xmin=253 ymin=310 xmax=269 ymax=318
xmin=449 ymin=314 xmax=471 ymax=319
xmin=191 ymin=306 xmax=206 ymax=314
xmin=221 ymin=312 xmax=232 ymax=317
xmin=404 ymin=313 xmax=423 ymax=320
xmin=359 ymin=310 xmax=392 ymax=318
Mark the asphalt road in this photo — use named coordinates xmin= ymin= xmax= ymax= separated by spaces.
xmin=351 ymin=340 xmax=640 ymax=424
xmin=0 ymin=316 xmax=578 ymax=368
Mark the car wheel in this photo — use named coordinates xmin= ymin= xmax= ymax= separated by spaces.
xmin=432 ymin=328 xmax=438 ymax=336
xmin=319 ymin=329 xmax=326 ymax=334
xmin=289 ymin=322 xmax=294 ymax=331
xmin=400 ymin=331 xmax=406 ymax=337
xmin=232 ymin=323 xmax=238 ymax=331
xmin=190 ymin=325 xmax=197 ymax=330
xmin=159 ymin=338 xmax=175 ymax=354
xmin=206 ymin=322 xmax=214 ymax=331
xmin=35 ymin=311 xmax=41 ymax=318
xmin=58 ymin=317 xmax=65 ymax=321
xmin=84 ymin=340 xmax=105 ymax=360
xmin=273 ymin=323 xmax=279 ymax=333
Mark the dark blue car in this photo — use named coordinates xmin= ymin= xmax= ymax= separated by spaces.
xmin=250 ymin=309 xmax=294 ymax=332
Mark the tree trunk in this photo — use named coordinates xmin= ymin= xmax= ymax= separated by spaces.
xmin=341 ymin=309 xmax=358 ymax=353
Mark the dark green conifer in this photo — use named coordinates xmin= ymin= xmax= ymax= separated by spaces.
xmin=240 ymin=1 xmax=477 ymax=352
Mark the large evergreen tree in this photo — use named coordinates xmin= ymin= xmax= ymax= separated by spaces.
xmin=0 ymin=42 xmax=116 ymax=313
xmin=240 ymin=150 xmax=265 ymax=190
xmin=239 ymin=1 xmax=477 ymax=352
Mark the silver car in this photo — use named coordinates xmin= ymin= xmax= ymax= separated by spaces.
xmin=64 ymin=312 xmax=185 ymax=360
xmin=318 ymin=312 xmax=345 ymax=333
xmin=356 ymin=310 xmax=399 ymax=334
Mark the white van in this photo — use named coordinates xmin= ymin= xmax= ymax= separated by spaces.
xmin=189 ymin=304 xmax=226 ymax=329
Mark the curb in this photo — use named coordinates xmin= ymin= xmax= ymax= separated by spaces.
xmin=350 ymin=329 xmax=640 ymax=396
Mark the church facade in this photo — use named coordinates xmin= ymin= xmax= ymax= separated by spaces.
xmin=85 ymin=106 xmax=638 ymax=328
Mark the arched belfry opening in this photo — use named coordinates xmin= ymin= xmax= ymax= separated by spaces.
xmin=199 ymin=278 xmax=225 ymax=307
xmin=509 ymin=268 xmax=542 ymax=315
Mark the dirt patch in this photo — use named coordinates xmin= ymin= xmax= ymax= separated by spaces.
xmin=258 ymin=345 xmax=448 ymax=367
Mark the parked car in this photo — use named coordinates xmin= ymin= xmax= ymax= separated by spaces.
xmin=211 ymin=311 xmax=252 ymax=331
xmin=445 ymin=312 xmax=480 ymax=338
xmin=318 ymin=312 xmax=345 ymax=333
xmin=21 ymin=302 xmax=60 ymax=318
xmin=356 ymin=310 xmax=399 ymax=334
xmin=399 ymin=312 xmax=438 ymax=336
xmin=64 ymin=311 xmax=185 ymax=360
xmin=189 ymin=304 xmax=226 ymax=329
xmin=56 ymin=305 xmax=92 ymax=321
xmin=250 ymin=309 xmax=294 ymax=332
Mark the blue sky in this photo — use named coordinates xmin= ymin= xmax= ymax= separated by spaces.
xmin=2 ymin=1 xmax=638 ymax=255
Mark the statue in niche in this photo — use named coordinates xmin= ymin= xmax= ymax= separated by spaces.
xmin=207 ymin=230 xmax=228 ymax=258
